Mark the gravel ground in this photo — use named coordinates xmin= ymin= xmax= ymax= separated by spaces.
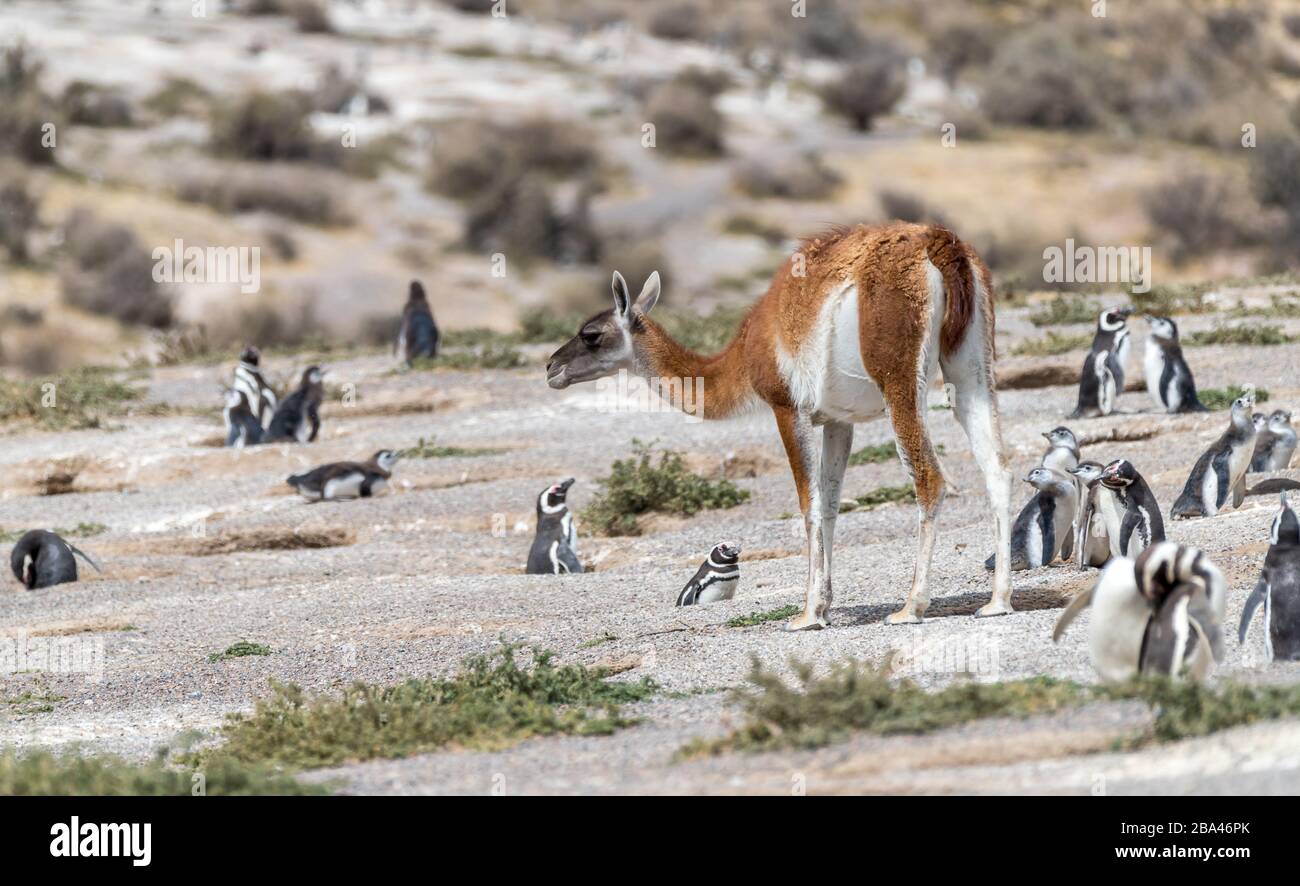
xmin=4 ymin=296 xmax=1300 ymax=793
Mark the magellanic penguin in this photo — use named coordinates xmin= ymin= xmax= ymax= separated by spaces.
xmin=1171 ymin=390 xmax=1256 ymax=519
xmin=396 ymin=280 xmax=440 ymax=365
xmin=1097 ymin=458 xmax=1165 ymax=558
xmin=232 ymin=345 xmax=278 ymax=428
xmin=677 ymin=542 xmax=741 ymax=606
xmin=1068 ymin=460 xmax=1114 ymax=569
xmin=287 ymin=450 xmax=399 ymax=501
xmin=1251 ymin=409 xmax=1296 ymax=472
xmin=527 ymin=478 xmax=583 ymax=574
xmin=1040 ymin=426 xmax=1080 ymax=474
xmin=1143 ymin=316 xmax=1207 ymax=413
xmin=9 ymin=530 xmax=102 ymax=589
xmin=1054 ymin=541 xmax=1226 ymax=682
xmin=1238 ymin=494 xmax=1300 ymax=661
xmin=984 ymin=467 xmax=1076 ymax=572
xmin=1070 ymin=308 xmax=1131 ymax=419
xmin=266 ymin=366 xmax=325 ymax=443
xmin=222 ymin=388 xmax=264 ymax=448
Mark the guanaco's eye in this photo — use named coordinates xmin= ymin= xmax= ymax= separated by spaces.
xmin=581 ymin=329 xmax=602 ymax=347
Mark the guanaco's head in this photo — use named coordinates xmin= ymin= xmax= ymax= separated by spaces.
xmin=546 ymin=271 xmax=661 ymax=389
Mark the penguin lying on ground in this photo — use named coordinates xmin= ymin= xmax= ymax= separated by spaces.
xmin=266 ymin=366 xmax=325 ymax=443
xmin=1070 ymin=308 xmax=1131 ymax=418
xmin=985 ymin=467 xmax=1076 ymax=571
xmin=677 ymin=542 xmax=741 ymax=606
xmin=1238 ymin=494 xmax=1300 ymax=662
xmin=232 ymin=345 xmax=278 ymax=428
xmin=396 ymin=280 xmax=440 ymax=365
xmin=1171 ymin=390 xmax=1256 ymax=519
xmin=1097 ymin=458 xmax=1165 ymax=558
xmin=287 ymin=450 xmax=399 ymax=501
xmin=527 ymin=479 xmax=583 ymax=574
xmin=1069 ymin=461 xmax=1114 ymax=569
xmin=1040 ymin=426 xmax=1080 ymax=474
xmin=222 ymin=389 xmax=264 ymax=448
xmin=1143 ymin=316 xmax=1207 ymax=413
xmin=1054 ymin=541 xmax=1226 ymax=682
xmin=1251 ymin=409 xmax=1296 ymax=472
xmin=9 ymin=530 xmax=102 ymax=589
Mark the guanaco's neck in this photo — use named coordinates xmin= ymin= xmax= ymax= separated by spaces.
xmin=630 ymin=313 xmax=752 ymax=419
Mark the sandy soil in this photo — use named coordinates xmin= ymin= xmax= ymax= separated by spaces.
xmin=4 ymin=289 xmax=1300 ymax=794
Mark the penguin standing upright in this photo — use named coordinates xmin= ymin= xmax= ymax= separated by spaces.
xmin=1054 ymin=541 xmax=1226 ymax=682
xmin=1252 ymin=409 xmax=1297 ymax=472
xmin=1040 ymin=426 xmax=1080 ymax=474
xmin=1143 ymin=316 xmax=1207 ymax=413
xmin=1070 ymin=308 xmax=1131 ymax=419
xmin=985 ymin=467 xmax=1076 ymax=571
xmin=1097 ymin=458 xmax=1165 ymax=558
xmin=287 ymin=450 xmax=399 ymax=501
xmin=266 ymin=366 xmax=325 ymax=443
xmin=1239 ymin=494 xmax=1300 ymax=661
xmin=9 ymin=530 xmax=102 ymax=589
xmin=1068 ymin=460 xmax=1115 ymax=569
xmin=232 ymin=345 xmax=278 ymax=428
xmin=676 ymin=542 xmax=741 ymax=606
xmin=396 ymin=280 xmax=440 ymax=365
xmin=222 ymin=388 xmax=264 ymax=448
xmin=1172 ymin=391 xmax=1257 ymax=519
xmin=527 ymin=478 xmax=583 ymax=574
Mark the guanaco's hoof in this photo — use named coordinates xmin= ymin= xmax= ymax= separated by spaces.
xmin=975 ymin=601 xmax=1015 ymax=618
xmin=884 ymin=609 xmax=924 ymax=625
xmin=784 ymin=613 xmax=828 ymax=632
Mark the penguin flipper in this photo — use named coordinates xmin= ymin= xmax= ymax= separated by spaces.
xmin=1232 ymin=475 xmax=1246 ymax=509
xmin=1060 ymin=518 xmax=1074 ymax=563
xmin=65 ymin=543 xmax=102 ymax=574
xmin=1238 ymin=578 xmax=1268 ymax=645
xmin=1246 ymin=478 xmax=1300 ymax=497
xmin=677 ymin=582 xmax=699 ymax=606
xmin=1053 ymin=585 xmax=1094 ymax=643
xmin=1185 ymin=616 xmax=1214 ymax=682
xmin=1187 ymin=592 xmax=1225 ymax=663
xmin=555 ymin=544 xmax=583 ymax=574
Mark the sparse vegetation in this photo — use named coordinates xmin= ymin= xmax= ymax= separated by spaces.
xmin=0 ymin=172 xmax=38 ymax=262
xmin=847 ymin=442 xmax=897 ymax=466
xmin=820 ymin=49 xmax=906 ymax=131
xmin=1011 ymin=332 xmax=1091 ymax=357
xmin=0 ymin=749 xmax=322 ymax=795
xmin=1129 ymin=282 xmax=1212 ymax=316
xmin=1200 ymin=385 xmax=1270 ymax=411
xmin=438 ymin=342 xmax=529 ymax=370
xmin=176 ymin=166 xmax=354 ymax=225
xmin=0 ymin=366 xmax=144 ymax=429
xmin=584 ymin=439 xmax=750 ymax=536
xmin=657 ymin=304 xmax=747 ymax=353
xmin=684 ymin=656 xmax=1300 ymax=756
xmin=202 ymin=643 xmax=655 ymax=768
xmin=60 ymin=209 xmax=173 ymax=328
xmin=839 ymin=484 xmax=916 ymax=513
xmin=726 ymin=605 xmax=801 ymax=628
xmin=733 ymin=153 xmax=841 ymax=201
xmin=399 ymin=436 xmax=494 ymax=459
xmin=208 ymin=641 xmax=272 ymax=662
xmin=644 ymin=79 xmax=724 ymax=156
xmin=1142 ymin=171 xmax=1256 ymax=263
xmin=60 ymin=80 xmax=133 ymax=127
xmin=1028 ymin=296 xmax=1101 ymax=327
xmin=1184 ymin=323 xmax=1294 ymax=346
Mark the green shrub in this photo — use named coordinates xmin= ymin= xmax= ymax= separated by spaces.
xmin=1028 ymin=296 xmax=1101 ymax=327
xmin=399 ymin=436 xmax=494 ymax=458
xmin=726 ymin=605 xmax=801 ymax=628
xmin=438 ymin=342 xmax=528 ymax=370
xmin=839 ymin=484 xmax=916 ymax=513
xmin=204 ymin=643 xmax=655 ymax=768
xmin=657 ymin=304 xmax=748 ymax=353
xmin=820 ymin=51 xmax=906 ymax=131
xmin=0 ymin=749 xmax=321 ymax=795
xmin=1185 ymin=323 xmax=1294 ymax=346
xmin=847 ymin=442 xmax=897 ymax=466
xmin=584 ymin=439 xmax=750 ymax=535
xmin=644 ymin=80 xmax=724 ymax=156
xmin=208 ymin=642 xmax=272 ymax=662
xmin=1129 ymin=282 xmax=1212 ymax=315
xmin=1199 ymin=385 xmax=1269 ymax=411
xmin=1011 ymin=332 xmax=1091 ymax=357
xmin=0 ymin=367 xmax=144 ymax=429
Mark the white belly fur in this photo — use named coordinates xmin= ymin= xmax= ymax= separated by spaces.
xmin=324 ymin=473 xmax=365 ymax=500
xmin=1143 ymin=340 xmax=1166 ymax=409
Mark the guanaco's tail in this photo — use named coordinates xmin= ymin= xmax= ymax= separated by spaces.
xmin=926 ymin=226 xmax=977 ymax=359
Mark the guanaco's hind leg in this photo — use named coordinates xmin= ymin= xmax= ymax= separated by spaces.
xmin=774 ymin=407 xmax=838 ymax=631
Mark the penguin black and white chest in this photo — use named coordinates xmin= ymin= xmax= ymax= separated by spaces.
xmin=1239 ymin=494 xmax=1300 ymax=661
xmin=1172 ymin=392 xmax=1257 ymax=519
xmin=287 ymin=449 xmax=399 ymax=501
xmin=396 ymin=280 xmax=440 ymax=365
xmin=527 ymin=479 xmax=583 ymax=574
xmin=1071 ymin=308 xmax=1131 ymax=418
xmin=677 ymin=542 xmax=741 ymax=606
xmin=986 ymin=467 xmax=1076 ymax=571
xmin=1143 ymin=316 xmax=1207 ymax=413
xmin=1098 ymin=458 xmax=1164 ymax=557
xmin=9 ymin=530 xmax=102 ymax=589
xmin=1040 ymin=426 xmax=1080 ymax=474
xmin=231 ymin=345 xmax=278 ymax=428
xmin=1054 ymin=541 xmax=1226 ymax=681
xmin=266 ymin=366 xmax=325 ymax=443
xmin=1252 ymin=409 xmax=1296 ymax=472
xmin=222 ymin=388 xmax=264 ymax=448
xmin=1068 ymin=460 xmax=1114 ymax=568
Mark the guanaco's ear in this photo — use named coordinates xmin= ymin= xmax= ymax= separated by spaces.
xmin=611 ymin=271 xmax=631 ymax=317
xmin=635 ymin=271 xmax=661 ymax=314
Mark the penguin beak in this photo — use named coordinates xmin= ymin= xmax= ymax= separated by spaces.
xmin=1041 ymin=432 xmax=1051 ymax=440
xmin=558 ymin=478 xmax=575 ymax=492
